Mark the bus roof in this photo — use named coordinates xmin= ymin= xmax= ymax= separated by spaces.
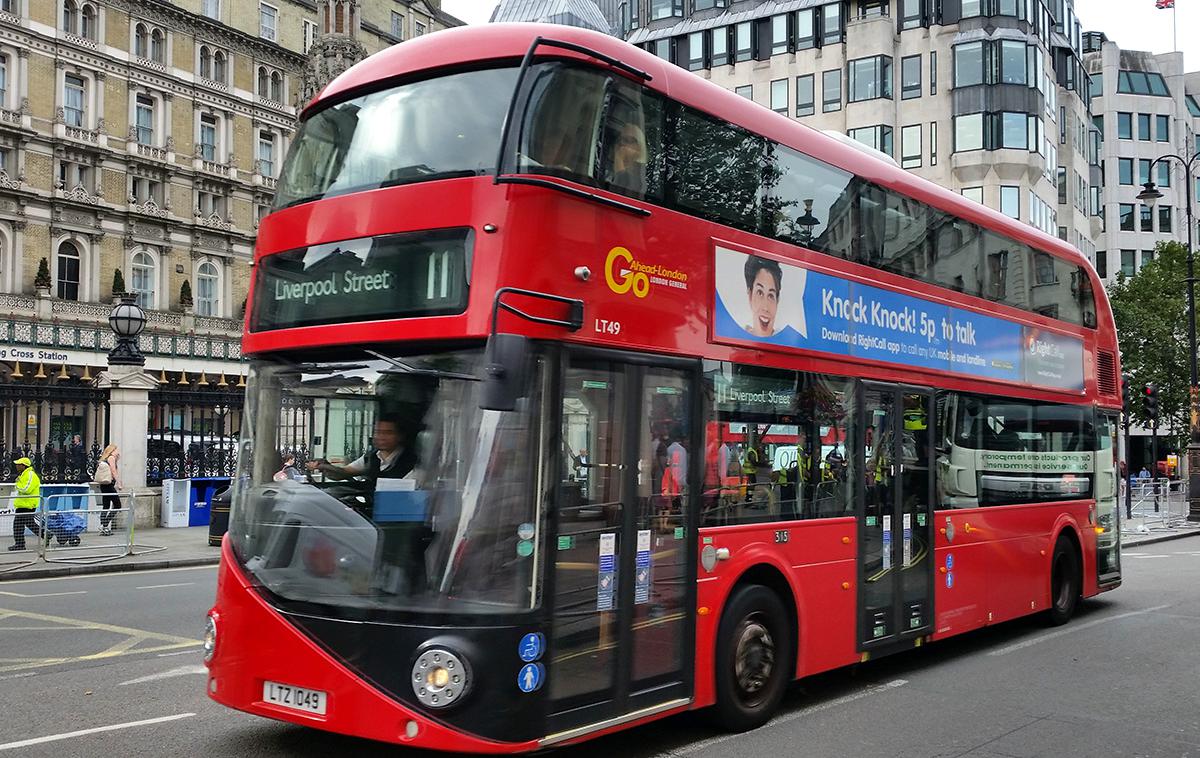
xmin=304 ymin=22 xmax=1104 ymax=303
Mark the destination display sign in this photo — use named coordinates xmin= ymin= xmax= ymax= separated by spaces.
xmin=713 ymin=246 xmax=1084 ymax=391
xmin=251 ymin=228 xmax=471 ymax=332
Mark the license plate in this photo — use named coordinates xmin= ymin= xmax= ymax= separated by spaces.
xmin=262 ymin=680 xmax=327 ymax=715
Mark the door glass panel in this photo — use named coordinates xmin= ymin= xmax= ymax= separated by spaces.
xmin=632 ymin=369 xmax=690 ymax=690
xmin=862 ymin=389 xmax=895 ymax=642
xmin=1095 ymin=413 xmax=1121 ymax=580
xmin=552 ymin=362 xmax=626 ymax=704
xmin=899 ymin=392 xmax=932 ymax=633
xmin=813 ymin=376 xmax=854 ymax=518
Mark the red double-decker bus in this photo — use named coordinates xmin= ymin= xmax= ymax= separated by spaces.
xmin=205 ymin=23 xmax=1122 ymax=752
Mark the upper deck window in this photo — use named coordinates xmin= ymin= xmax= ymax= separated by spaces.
xmin=274 ymin=66 xmax=519 ymax=210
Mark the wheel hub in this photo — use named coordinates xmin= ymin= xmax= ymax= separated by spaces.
xmin=733 ymin=618 xmax=775 ymax=700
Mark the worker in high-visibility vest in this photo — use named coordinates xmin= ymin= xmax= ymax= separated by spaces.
xmin=9 ymin=457 xmax=43 ymax=552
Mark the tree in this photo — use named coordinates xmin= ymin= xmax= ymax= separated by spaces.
xmin=179 ymin=279 xmax=193 ymax=308
xmin=34 ymin=257 xmax=51 ymax=289
xmin=111 ymin=268 xmax=126 ymax=296
xmin=1107 ymin=240 xmax=1191 ymax=440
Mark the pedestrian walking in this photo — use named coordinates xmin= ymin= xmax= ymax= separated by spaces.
xmin=8 ymin=457 xmax=42 ymax=551
xmin=94 ymin=444 xmax=122 ymax=536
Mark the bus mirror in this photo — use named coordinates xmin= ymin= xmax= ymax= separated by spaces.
xmin=479 ymin=333 xmax=529 ymax=411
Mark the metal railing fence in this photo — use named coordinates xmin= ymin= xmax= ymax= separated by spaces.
xmin=0 ymin=491 xmax=137 ymax=570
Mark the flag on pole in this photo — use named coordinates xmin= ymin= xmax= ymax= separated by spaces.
xmin=1156 ymin=0 xmax=1174 ymax=9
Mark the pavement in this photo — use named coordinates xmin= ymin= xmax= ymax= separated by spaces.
xmin=1 ymin=519 xmax=1197 ymax=582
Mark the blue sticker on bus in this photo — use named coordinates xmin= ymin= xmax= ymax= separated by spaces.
xmin=518 ymin=662 xmax=544 ymax=693
xmin=945 ymin=553 xmax=954 ymax=570
xmin=946 ymin=572 xmax=955 ymax=589
xmin=519 ymin=633 xmax=545 ymax=663
xmin=712 ymin=246 xmax=1084 ymax=391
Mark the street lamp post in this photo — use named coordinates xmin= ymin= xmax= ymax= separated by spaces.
xmin=106 ymin=295 xmax=148 ymax=366
xmin=1137 ymin=148 xmax=1200 ymax=522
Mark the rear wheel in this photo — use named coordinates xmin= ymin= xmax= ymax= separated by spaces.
xmin=1046 ymin=536 xmax=1081 ymax=626
xmin=713 ymin=584 xmax=793 ymax=731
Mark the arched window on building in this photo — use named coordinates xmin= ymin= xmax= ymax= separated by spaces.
xmin=270 ymin=71 xmax=283 ymax=102
xmin=213 ymin=51 xmax=227 ymax=83
xmin=131 ymin=250 xmax=156 ymax=309
xmin=56 ymin=241 xmax=81 ymax=300
xmin=134 ymin=23 xmax=148 ymax=58
xmin=80 ymin=3 xmax=96 ymax=40
xmin=199 ymin=46 xmax=212 ymax=79
xmin=62 ymin=0 xmax=78 ymax=34
xmin=257 ymin=66 xmax=268 ymax=98
xmin=196 ymin=260 xmax=220 ymax=317
xmin=150 ymin=28 xmax=164 ymax=63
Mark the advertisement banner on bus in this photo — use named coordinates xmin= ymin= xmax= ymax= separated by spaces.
xmin=712 ymin=246 xmax=1084 ymax=391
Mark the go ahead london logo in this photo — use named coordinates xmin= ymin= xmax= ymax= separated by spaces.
xmin=604 ymin=246 xmax=688 ymax=298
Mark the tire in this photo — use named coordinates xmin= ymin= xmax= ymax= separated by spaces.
xmin=1046 ymin=536 xmax=1081 ymax=626
xmin=713 ymin=584 xmax=794 ymax=732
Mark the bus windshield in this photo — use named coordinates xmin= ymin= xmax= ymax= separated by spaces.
xmin=274 ymin=66 xmax=520 ymax=209
xmin=228 ymin=348 xmax=545 ymax=615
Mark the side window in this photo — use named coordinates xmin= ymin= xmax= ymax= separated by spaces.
xmin=671 ymin=107 xmax=764 ymax=233
xmin=764 ymin=143 xmax=857 ymax=259
xmin=518 ymin=64 xmax=607 ymax=182
xmin=600 ymin=81 xmax=665 ymax=202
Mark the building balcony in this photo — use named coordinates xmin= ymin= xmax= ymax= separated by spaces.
xmin=251 ymin=162 xmax=277 ymax=190
xmin=193 ymin=154 xmax=237 ymax=181
xmin=133 ymin=56 xmax=167 ymax=74
xmin=55 ymin=181 xmax=102 ymax=206
xmin=128 ymin=136 xmax=174 ymax=164
xmin=55 ymin=114 xmax=108 ymax=149
xmin=127 ymin=196 xmax=169 ymax=218
xmin=62 ymin=32 xmax=99 ymax=51
xmin=198 ymin=77 xmax=230 ymax=94
xmin=196 ymin=211 xmax=232 ymax=232
xmin=0 ymin=167 xmax=22 ymax=191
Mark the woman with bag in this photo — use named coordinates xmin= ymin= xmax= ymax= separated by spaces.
xmin=94 ymin=444 xmax=122 ymax=536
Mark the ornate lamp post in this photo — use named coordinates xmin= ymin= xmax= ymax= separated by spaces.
xmin=1137 ymin=147 xmax=1200 ymax=522
xmin=107 ymin=295 xmax=148 ymax=366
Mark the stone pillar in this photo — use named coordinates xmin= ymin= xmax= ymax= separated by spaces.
xmin=93 ymin=365 xmax=159 ymax=526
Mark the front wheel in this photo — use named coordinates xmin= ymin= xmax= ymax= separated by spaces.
xmin=713 ymin=584 xmax=793 ymax=731
xmin=1046 ymin=536 xmax=1081 ymax=626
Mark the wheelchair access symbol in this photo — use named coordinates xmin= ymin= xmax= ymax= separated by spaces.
xmin=519 ymin=632 xmax=545 ymax=663
xmin=518 ymin=662 xmax=545 ymax=693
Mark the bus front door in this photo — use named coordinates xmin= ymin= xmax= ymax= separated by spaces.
xmin=858 ymin=384 xmax=936 ymax=651
xmin=545 ymin=354 xmax=697 ymax=739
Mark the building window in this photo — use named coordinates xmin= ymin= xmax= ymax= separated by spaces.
xmin=733 ymin=22 xmax=751 ymax=62
xmin=847 ymin=125 xmax=893 ymax=156
xmin=134 ymin=23 xmax=148 ymax=58
xmin=1120 ymin=249 xmax=1135 ymax=276
xmin=1156 ymin=114 xmax=1169 ymax=142
xmin=1116 ymin=70 xmax=1170 ymax=96
xmin=199 ymin=113 xmax=217 ymax=161
xmin=1000 ymin=185 xmax=1020 ymax=219
xmin=271 ymin=71 xmax=283 ymax=101
xmin=771 ymin=14 xmax=789 ymax=56
xmin=999 ymin=40 xmax=1026 ymax=84
xmin=135 ymin=93 xmax=154 ymax=145
xmin=900 ymin=124 xmax=921 ymax=168
xmin=131 ymin=251 xmax=155 ymax=309
xmin=391 ymin=12 xmax=404 ymax=40
xmin=953 ymin=42 xmax=984 ymax=87
xmin=305 ymin=19 xmax=319 ymax=49
xmin=1160 ymin=206 xmax=1173 ymax=233
xmin=58 ymin=159 xmax=90 ymax=190
xmin=414 ymin=20 xmax=425 ymax=36
xmin=1118 ymin=158 xmax=1132 ymax=186
xmin=848 ymin=55 xmax=892 ymax=102
xmin=650 ymin=0 xmax=682 ymax=20
xmin=62 ymin=1 xmax=78 ymax=34
xmin=1137 ymin=113 xmax=1151 ymax=141
xmin=930 ymin=50 xmax=937 ymax=95
xmin=900 ymin=0 xmax=922 ymax=29
xmin=821 ymin=2 xmax=843 ymax=45
xmin=734 ymin=85 xmax=752 ymax=100
xmin=822 ymin=69 xmax=841 ymax=112
xmin=1140 ymin=205 xmax=1153 ymax=231
xmin=857 ymin=0 xmax=888 ymax=18
xmin=199 ymin=46 xmax=212 ymax=79
xmin=796 ymin=9 xmax=815 ymax=50
xmin=196 ymin=261 xmax=220 ymax=317
xmin=80 ymin=3 xmax=96 ymax=39
xmin=213 ymin=51 xmax=226 ymax=82
xmin=259 ymin=2 xmax=277 ymax=41
xmin=1119 ymin=204 xmax=1135 ymax=232
xmin=150 ymin=28 xmax=164 ymax=63
xmin=202 ymin=0 xmax=219 ymax=19
xmin=1117 ymin=112 xmax=1131 ymax=139
xmin=929 ymin=121 xmax=937 ymax=165
xmin=796 ymin=74 xmax=814 ymax=117
xmin=954 ymin=112 xmax=983 ymax=152
xmin=63 ymin=74 xmax=85 ymax=128
xmin=1142 ymin=249 xmax=1155 ymax=268
xmin=962 ymin=186 xmax=983 ymax=204
xmin=710 ymin=27 xmax=728 ymax=66
xmin=1057 ymin=166 xmax=1067 ymax=203
xmin=961 ymin=0 xmax=981 ymax=16
xmin=901 ymin=55 xmax=920 ymax=99
xmin=257 ymin=130 xmax=275 ymax=177
xmin=197 ymin=190 xmax=226 ymax=219
xmin=686 ymin=32 xmax=704 ymax=71
xmin=0 ymin=55 xmax=7 ymax=107
xmin=1158 ymin=162 xmax=1170 ymax=188
xmin=56 ymin=241 xmax=81 ymax=300
xmin=770 ymin=79 xmax=787 ymax=114
xmin=1096 ymin=249 xmax=1107 ymax=278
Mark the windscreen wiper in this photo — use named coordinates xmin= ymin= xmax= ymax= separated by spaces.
xmin=364 ymin=350 xmax=479 ymax=382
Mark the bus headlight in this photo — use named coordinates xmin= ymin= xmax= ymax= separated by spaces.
xmin=412 ymin=647 xmax=470 ymax=709
xmin=203 ymin=614 xmax=217 ymax=663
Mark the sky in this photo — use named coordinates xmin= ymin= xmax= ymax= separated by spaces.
xmin=1076 ymin=0 xmax=1197 ymax=72
xmin=443 ymin=0 xmax=497 ymax=25
xmin=443 ymin=1 xmax=1198 ymax=72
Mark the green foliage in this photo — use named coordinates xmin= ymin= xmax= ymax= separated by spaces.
xmin=179 ymin=279 xmax=193 ymax=307
xmin=111 ymin=268 xmax=126 ymax=296
xmin=1107 ymin=240 xmax=1192 ymax=437
xmin=34 ymin=258 xmax=51 ymax=289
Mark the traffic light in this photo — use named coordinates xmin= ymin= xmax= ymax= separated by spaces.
xmin=1143 ymin=382 xmax=1159 ymax=417
xmin=1121 ymin=373 xmax=1133 ymax=413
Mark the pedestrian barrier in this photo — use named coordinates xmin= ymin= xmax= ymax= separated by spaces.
xmin=1126 ymin=478 xmax=1189 ymax=532
xmin=40 ymin=492 xmax=136 ymax=565
xmin=0 ymin=495 xmax=39 ymax=573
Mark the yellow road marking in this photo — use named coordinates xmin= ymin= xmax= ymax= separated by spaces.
xmin=0 ymin=607 xmax=201 ymax=673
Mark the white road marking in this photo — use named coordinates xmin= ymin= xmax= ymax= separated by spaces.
xmin=660 ymin=680 xmax=908 ymax=757
xmin=0 ymin=713 xmax=195 ymax=750
xmin=1122 ymin=554 xmax=1170 ymax=559
xmin=135 ymin=583 xmax=194 ymax=590
xmin=156 ymin=650 xmax=197 ymax=658
xmin=118 ymin=665 xmax=208 ymax=686
xmin=0 ymin=672 xmax=36 ymax=681
xmin=0 ymin=565 xmax=216 ymax=585
xmin=0 ymin=590 xmax=87 ymax=598
xmin=988 ymin=604 xmax=1171 ymax=657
